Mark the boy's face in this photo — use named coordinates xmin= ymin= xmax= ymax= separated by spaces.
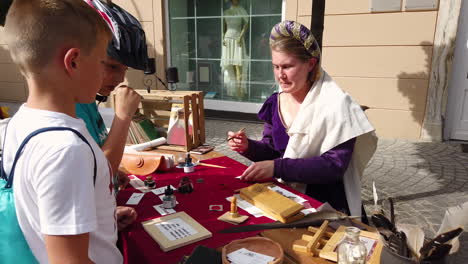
xmin=100 ymin=57 xmax=128 ymax=96
xmin=76 ymin=37 xmax=109 ymax=103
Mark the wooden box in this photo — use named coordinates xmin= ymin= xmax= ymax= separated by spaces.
xmin=112 ymin=90 xmax=205 ymax=152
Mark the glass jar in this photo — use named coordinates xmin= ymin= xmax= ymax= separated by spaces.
xmin=337 ymin=227 xmax=367 ymax=264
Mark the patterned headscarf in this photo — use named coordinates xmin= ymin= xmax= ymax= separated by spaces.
xmin=270 ymin=20 xmax=321 ymax=65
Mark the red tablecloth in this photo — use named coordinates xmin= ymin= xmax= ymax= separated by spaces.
xmin=116 ymin=156 xmax=322 ymax=264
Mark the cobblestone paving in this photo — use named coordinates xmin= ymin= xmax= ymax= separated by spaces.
xmin=205 ymin=119 xmax=468 ymax=263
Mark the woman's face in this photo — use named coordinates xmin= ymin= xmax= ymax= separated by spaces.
xmin=231 ymin=0 xmax=239 ymax=6
xmin=271 ymin=49 xmax=316 ymax=95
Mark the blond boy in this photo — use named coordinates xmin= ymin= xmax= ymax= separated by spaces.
xmin=3 ymin=0 xmax=125 ymax=263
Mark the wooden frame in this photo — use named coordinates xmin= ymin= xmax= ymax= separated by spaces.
xmin=142 ymin=211 xmax=212 ymax=252
xmin=319 ymin=225 xmax=382 ymax=264
xmin=113 ymin=90 xmax=205 ymax=151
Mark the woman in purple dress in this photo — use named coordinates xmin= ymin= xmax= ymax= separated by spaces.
xmin=228 ymin=21 xmax=377 ymax=219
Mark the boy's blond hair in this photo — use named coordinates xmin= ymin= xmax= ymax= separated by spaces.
xmin=4 ymin=0 xmax=112 ymax=76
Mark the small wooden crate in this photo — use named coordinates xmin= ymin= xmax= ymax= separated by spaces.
xmin=112 ymin=90 xmax=205 ymax=152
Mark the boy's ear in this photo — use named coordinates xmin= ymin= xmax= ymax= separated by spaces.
xmin=63 ymin=48 xmax=81 ymax=74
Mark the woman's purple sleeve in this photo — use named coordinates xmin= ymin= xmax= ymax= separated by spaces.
xmin=273 ymin=138 xmax=356 ymax=184
xmin=241 ymin=123 xmax=282 ymax=161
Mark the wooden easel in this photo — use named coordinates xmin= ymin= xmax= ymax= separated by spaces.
xmin=293 ymin=220 xmax=331 ymax=256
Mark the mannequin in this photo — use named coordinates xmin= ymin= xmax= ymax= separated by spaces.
xmin=221 ymin=0 xmax=248 ymax=98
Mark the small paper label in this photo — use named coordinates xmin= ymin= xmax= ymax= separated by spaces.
xmin=128 ymin=175 xmax=151 ymax=193
xmin=126 ymin=192 xmax=145 ymax=205
xmin=151 ymin=185 xmax=176 ymax=196
xmin=268 ymin=185 xmax=307 ymax=204
xmin=227 ymin=248 xmax=275 ymax=264
xmin=153 ymin=204 xmax=176 ymax=216
xmin=158 ymin=194 xmax=179 ymax=205
xmin=155 ymin=217 xmax=198 ymax=241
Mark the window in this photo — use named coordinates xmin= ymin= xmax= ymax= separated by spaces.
xmin=167 ymin=0 xmax=282 ymax=103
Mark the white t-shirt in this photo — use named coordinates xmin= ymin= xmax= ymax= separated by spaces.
xmin=2 ymin=105 xmax=122 ymax=264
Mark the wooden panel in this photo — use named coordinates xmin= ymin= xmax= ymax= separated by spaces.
xmin=322 ymin=46 xmax=432 ymax=79
xmin=297 ymin=16 xmax=311 ymax=29
xmin=0 ymin=82 xmax=27 ymax=101
xmin=0 ymin=27 xmax=6 ymax=45
xmin=112 ymin=0 xmax=154 ymax=22
xmin=141 ymin=22 xmax=156 ymax=58
xmin=297 ymin=0 xmax=312 ymax=16
xmin=0 ymin=64 xmax=23 ymax=83
xmin=323 ymin=12 xmax=437 ymax=46
xmin=125 ymin=69 xmax=157 ymax=91
xmin=153 ymin=0 xmax=167 ymax=89
xmin=0 ymin=45 xmax=13 ymax=64
xmin=366 ymin=108 xmax=424 ymax=139
xmin=336 ymin=77 xmax=429 ymax=111
xmin=325 ymin=0 xmax=371 ymax=15
xmin=285 ymin=0 xmax=298 ymax=21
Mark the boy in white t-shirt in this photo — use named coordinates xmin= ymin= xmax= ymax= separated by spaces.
xmin=2 ymin=0 xmax=135 ymax=263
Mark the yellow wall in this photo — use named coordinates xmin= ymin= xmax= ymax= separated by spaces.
xmin=0 ymin=0 xmax=167 ymax=103
xmin=286 ymin=0 xmax=438 ymax=139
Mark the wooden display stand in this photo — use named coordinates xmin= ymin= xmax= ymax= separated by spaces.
xmin=113 ymin=90 xmax=205 ymax=152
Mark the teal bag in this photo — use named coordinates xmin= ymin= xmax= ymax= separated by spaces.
xmin=0 ymin=127 xmax=96 ymax=263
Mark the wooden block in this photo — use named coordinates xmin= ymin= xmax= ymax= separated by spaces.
xmin=292 ymin=239 xmax=310 ymax=254
xmin=217 ymin=212 xmax=249 ymax=225
xmin=305 ymin=220 xmax=329 ymax=255
xmin=239 ymin=184 xmax=304 ymax=223
xmin=307 ymin=226 xmax=335 ymax=238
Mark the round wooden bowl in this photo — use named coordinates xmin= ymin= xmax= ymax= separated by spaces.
xmin=221 ymin=237 xmax=284 ymax=264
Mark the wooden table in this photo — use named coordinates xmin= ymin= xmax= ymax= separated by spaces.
xmin=123 ymin=149 xmax=381 ymax=264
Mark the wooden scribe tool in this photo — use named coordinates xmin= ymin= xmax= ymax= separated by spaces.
xmin=292 ymin=220 xmax=330 ymax=256
xmin=217 ymin=196 xmax=249 ymax=225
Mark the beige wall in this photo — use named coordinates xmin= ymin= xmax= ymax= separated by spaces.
xmin=286 ymin=0 xmax=438 ymax=139
xmin=0 ymin=0 xmax=167 ymax=103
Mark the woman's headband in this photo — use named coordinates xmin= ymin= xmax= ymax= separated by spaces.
xmin=270 ymin=20 xmax=321 ymax=62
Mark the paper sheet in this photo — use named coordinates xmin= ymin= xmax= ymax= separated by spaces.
xmin=155 ymin=217 xmax=198 ymax=241
xmin=227 ymin=248 xmax=275 ymax=264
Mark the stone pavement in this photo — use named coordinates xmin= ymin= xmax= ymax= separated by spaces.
xmin=205 ymin=118 xmax=468 ymax=262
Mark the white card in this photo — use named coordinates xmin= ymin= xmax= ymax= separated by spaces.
xmin=151 ymin=185 xmax=176 ymax=196
xmin=268 ymin=185 xmax=308 ymax=204
xmin=126 ymin=192 xmax=145 ymax=205
xmin=227 ymin=248 xmax=275 ymax=264
xmin=153 ymin=204 xmax=176 ymax=216
xmin=154 ymin=217 xmax=198 ymax=241
xmin=128 ymin=175 xmax=151 ymax=193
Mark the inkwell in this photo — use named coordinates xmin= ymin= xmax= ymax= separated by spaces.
xmin=144 ymin=175 xmax=156 ymax=189
xmin=183 ymin=152 xmax=195 ymax=173
xmin=162 ymin=185 xmax=176 ymax=209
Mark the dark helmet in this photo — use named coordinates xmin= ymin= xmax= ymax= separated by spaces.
xmin=84 ymin=0 xmax=150 ymax=71
xmin=0 ymin=0 xmax=13 ymax=26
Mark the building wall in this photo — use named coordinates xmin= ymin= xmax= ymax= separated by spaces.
xmin=0 ymin=0 xmax=167 ymax=104
xmin=286 ymin=0 xmax=438 ymax=139
xmin=0 ymin=0 xmax=440 ymax=140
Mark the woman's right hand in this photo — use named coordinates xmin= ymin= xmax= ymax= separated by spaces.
xmin=227 ymin=130 xmax=248 ymax=153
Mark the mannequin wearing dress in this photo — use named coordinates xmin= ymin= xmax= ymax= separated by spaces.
xmin=221 ymin=0 xmax=248 ymax=98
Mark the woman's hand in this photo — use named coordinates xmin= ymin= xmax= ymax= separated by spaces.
xmin=227 ymin=129 xmax=248 ymax=153
xmin=116 ymin=206 xmax=137 ymax=231
xmin=240 ymin=160 xmax=274 ymax=182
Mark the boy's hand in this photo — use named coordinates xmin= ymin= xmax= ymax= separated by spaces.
xmin=114 ymin=85 xmax=141 ymax=120
xmin=117 ymin=170 xmax=129 ymax=190
xmin=116 ymin=206 xmax=137 ymax=231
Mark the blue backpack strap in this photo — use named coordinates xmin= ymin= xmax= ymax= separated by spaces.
xmin=3 ymin=127 xmax=96 ymax=189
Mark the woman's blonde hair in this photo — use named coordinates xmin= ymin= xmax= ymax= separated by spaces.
xmin=270 ymin=36 xmax=320 ymax=83
xmin=4 ymin=0 xmax=112 ymax=76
